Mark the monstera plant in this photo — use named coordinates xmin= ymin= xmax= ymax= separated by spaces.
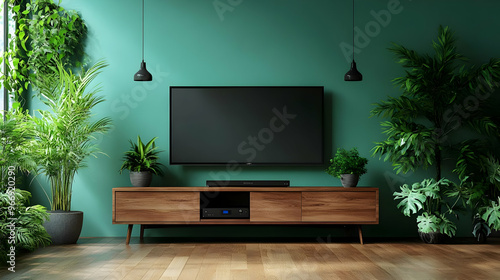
xmin=393 ymin=178 xmax=460 ymax=243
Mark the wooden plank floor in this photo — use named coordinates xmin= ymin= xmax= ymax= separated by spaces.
xmin=1 ymin=237 xmax=500 ymax=279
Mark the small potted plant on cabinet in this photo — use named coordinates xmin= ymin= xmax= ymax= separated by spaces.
xmin=119 ymin=136 xmax=165 ymax=187
xmin=326 ymin=147 xmax=368 ymax=187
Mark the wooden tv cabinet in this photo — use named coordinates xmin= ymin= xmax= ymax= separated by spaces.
xmin=112 ymin=187 xmax=379 ymax=244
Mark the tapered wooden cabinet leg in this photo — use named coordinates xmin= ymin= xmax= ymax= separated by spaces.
xmin=358 ymin=225 xmax=364 ymax=245
xmin=126 ymin=224 xmax=133 ymax=245
xmin=140 ymin=225 xmax=145 ymax=242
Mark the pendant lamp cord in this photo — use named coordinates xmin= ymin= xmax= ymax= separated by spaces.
xmin=142 ymin=0 xmax=145 ymax=62
xmin=352 ymin=0 xmax=355 ymax=62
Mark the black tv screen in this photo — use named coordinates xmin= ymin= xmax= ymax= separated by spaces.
xmin=169 ymin=86 xmax=324 ymax=165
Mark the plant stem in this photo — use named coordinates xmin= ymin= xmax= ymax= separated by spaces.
xmin=436 ymin=148 xmax=442 ymax=181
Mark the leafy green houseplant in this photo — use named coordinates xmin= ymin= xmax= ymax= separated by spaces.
xmin=31 ymin=60 xmax=111 ymax=244
xmin=326 ymin=147 xmax=368 ymax=187
xmin=394 ymin=178 xmax=460 ymax=243
xmin=0 ymin=110 xmax=51 ymax=262
xmin=466 ymin=157 xmax=500 ymax=242
xmin=28 ymin=0 xmax=87 ymax=82
xmin=371 ymin=26 xmax=500 ymax=240
xmin=371 ymin=25 xmax=500 ymax=178
xmin=481 ymin=198 xmax=500 ymax=233
xmin=119 ymin=136 xmax=165 ymax=187
xmin=32 ymin=60 xmax=111 ymax=211
xmin=1 ymin=0 xmax=87 ymax=105
xmin=1 ymin=0 xmax=91 ymax=248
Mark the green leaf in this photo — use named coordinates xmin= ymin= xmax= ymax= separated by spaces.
xmin=13 ymin=58 xmax=20 ymax=69
xmin=482 ymin=198 xmax=500 ymax=230
xmin=12 ymin=102 xmax=21 ymax=109
xmin=417 ymin=213 xmax=440 ymax=233
xmin=46 ymin=53 xmax=54 ymax=62
xmin=472 ymin=219 xmax=491 ymax=239
xmin=419 ymin=178 xmax=440 ymax=199
xmin=437 ymin=213 xmax=457 ymax=237
xmin=394 ymin=184 xmax=426 ymax=216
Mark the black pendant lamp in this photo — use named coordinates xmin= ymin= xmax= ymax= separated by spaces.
xmin=134 ymin=0 xmax=152 ymax=81
xmin=344 ymin=0 xmax=362 ymax=81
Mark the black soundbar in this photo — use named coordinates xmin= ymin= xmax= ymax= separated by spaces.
xmin=206 ymin=180 xmax=290 ymax=187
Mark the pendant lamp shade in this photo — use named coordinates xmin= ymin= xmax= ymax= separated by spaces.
xmin=345 ymin=61 xmax=362 ymax=81
xmin=134 ymin=61 xmax=152 ymax=81
xmin=344 ymin=0 xmax=362 ymax=81
xmin=134 ymin=0 xmax=152 ymax=81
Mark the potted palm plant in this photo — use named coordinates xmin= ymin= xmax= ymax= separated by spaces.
xmin=32 ymin=60 xmax=111 ymax=244
xmin=119 ymin=136 xmax=165 ymax=187
xmin=326 ymin=147 xmax=368 ymax=187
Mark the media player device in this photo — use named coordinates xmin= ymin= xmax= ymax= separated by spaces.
xmin=206 ymin=180 xmax=290 ymax=187
xmin=202 ymin=208 xmax=249 ymax=219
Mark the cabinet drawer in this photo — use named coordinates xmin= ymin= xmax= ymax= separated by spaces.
xmin=250 ymin=192 xmax=301 ymax=222
xmin=302 ymin=191 xmax=378 ymax=223
xmin=114 ymin=191 xmax=199 ymax=222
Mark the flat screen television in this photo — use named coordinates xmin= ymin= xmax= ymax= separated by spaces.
xmin=169 ymin=86 xmax=324 ymax=165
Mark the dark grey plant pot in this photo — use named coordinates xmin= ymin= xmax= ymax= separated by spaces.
xmin=340 ymin=174 xmax=359 ymax=187
xmin=43 ymin=210 xmax=83 ymax=245
xmin=418 ymin=231 xmax=447 ymax=244
xmin=130 ymin=171 xmax=152 ymax=187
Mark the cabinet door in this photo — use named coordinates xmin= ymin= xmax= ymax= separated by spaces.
xmin=114 ymin=191 xmax=199 ymax=222
xmin=250 ymin=192 xmax=301 ymax=222
xmin=302 ymin=191 xmax=378 ymax=223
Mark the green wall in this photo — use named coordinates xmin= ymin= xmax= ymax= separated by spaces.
xmin=27 ymin=0 xmax=500 ymax=238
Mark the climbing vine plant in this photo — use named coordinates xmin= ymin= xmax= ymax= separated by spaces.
xmin=1 ymin=0 xmax=30 ymax=106
xmin=28 ymin=0 xmax=87 ymax=89
xmin=0 ymin=0 xmax=87 ymax=107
